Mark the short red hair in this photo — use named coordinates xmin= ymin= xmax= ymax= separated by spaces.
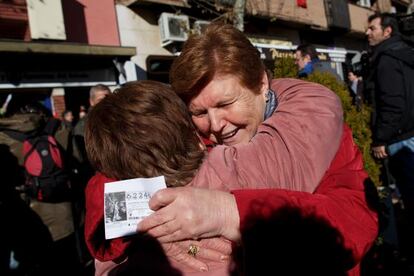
xmin=170 ymin=23 xmax=266 ymax=103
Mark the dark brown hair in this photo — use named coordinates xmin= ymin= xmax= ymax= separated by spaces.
xmin=296 ymin=44 xmax=319 ymax=60
xmin=170 ymin=23 xmax=266 ymax=103
xmin=368 ymin=13 xmax=400 ymax=36
xmin=85 ymin=80 xmax=205 ymax=187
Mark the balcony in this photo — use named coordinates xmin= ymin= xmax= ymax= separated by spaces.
xmin=116 ymin=0 xmax=189 ymax=7
xmin=0 ymin=0 xmax=29 ymax=40
xmin=0 ymin=0 xmax=27 ymax=21
xmin=348 ymin=3 xmax=374 ymax=34
xmin=246 ymin=0 xmax=374 ymax=35
xmin=246 ymin=0 xmax=328 ymax=30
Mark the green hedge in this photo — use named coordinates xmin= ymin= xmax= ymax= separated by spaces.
xmin=273 ymin=57 xmax=381 ymax=186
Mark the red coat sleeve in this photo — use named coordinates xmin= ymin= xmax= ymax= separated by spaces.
xmin=232 ymin=125 xmax=378 ymax=273
xmin=84 ymin=173 xmax=129 ymax=262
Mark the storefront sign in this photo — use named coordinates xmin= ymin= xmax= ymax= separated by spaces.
xmin=256 ymin=46 xmax=330 ymax=61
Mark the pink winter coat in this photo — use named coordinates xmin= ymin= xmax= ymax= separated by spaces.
xmin=190 ymin=78 xmax=343 ymax=192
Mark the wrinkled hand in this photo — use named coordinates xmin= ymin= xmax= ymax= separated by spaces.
xmin=138 ymin=187 xmax=240 ymax=242
xmin=372 ymin=145 xmax=388 ymax=159
xmin=161 ymin=237 xmax=232 ymax=272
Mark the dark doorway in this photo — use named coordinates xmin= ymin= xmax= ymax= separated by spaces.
xmin=64 ymin=87 xmax=90 ymax=122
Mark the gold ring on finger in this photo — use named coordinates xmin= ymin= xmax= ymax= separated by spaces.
xmin=188 ymin=244 xmax=199 ymax=257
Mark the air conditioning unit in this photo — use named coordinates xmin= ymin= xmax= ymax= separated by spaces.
xmin=159 ymin=12 xmax=189 ymax=47
xmin=193 ymin=20 xmax=210 ymax=34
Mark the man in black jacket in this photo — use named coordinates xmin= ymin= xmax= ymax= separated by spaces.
xmin=367 ymin=12 xmax=414 ymax=269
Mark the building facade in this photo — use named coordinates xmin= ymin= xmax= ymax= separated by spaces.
xmin=115 ymin=0 xmax=412 ymax=81
xmin=1 ymin=0 xmax=412 ymax=116
xmin=0 ymin=0 xmax=136 ymax=117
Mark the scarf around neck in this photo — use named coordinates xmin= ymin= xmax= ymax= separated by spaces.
xmin=264 ymin=88 xmax=278 ymax=120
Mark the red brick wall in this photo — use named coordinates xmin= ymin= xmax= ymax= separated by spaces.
xmin=52 ymin=95 xmax=66 ymax=118
xmin=62 ymin=0 xmax=120 ymax=46
xmin=0 ymin=1 xmax=30 ymax=40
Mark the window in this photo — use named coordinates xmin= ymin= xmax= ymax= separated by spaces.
xmin=357 ymin=0 xmax=371 ymax=8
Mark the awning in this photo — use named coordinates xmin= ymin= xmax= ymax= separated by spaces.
xmin=0 ymin=41 xmax=137 ymax=89
xmin=0 ymin=41 xmax=136 ymax=56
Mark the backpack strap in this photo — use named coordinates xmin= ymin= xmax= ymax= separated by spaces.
xmin=23 ymin=136 xmax=41 ymax=165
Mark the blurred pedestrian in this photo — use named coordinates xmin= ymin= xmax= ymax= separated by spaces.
xmin=295 ymin=43 xmax=341 ymax=80
xmin=89 ymin=84 xmax=111 ymax=107
xmin=367 ymin=12 xmax=414 ymax=271
xmin=73 ymin=84 xmax=110 ymax=164
xmin=79 ymin=105 xmax=87 ymax=120
xmin=347 ymin=70 xmax=364 ymax=111
xmin=61 ymin=110 xmax=74 ymax=130
xmin=71 ymin=84 xmax=111 ymax=269
xmin=0 ymin=144 xmax=54 ymax=276
xmin=0 ymin=102 xmax=81 ymax=276
xmin=72 ymin=84 xmax=110 ymax=194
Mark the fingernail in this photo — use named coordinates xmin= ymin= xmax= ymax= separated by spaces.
xmin=200 ymin=266 xmax=208 ymax=272
xmin=220 ymin=255 xmax=229 ymax=261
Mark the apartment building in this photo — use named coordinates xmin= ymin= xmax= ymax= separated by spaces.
xmin=116 ymin=0 xmax=412 ymax=81
xmin=0 ymin=0 xmax=136 ymax=117
xmin=1 ymin=0 xmax=412 ymax=115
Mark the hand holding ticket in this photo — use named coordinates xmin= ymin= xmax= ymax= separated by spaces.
xmin=104 ymin=176 xmax=167 ymax=239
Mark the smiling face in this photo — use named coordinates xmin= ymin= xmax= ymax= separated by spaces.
xmin=189 ymin=74 xmax=268 ymax=146
xmin=366 ymin=17 xmax=391 ymax=46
